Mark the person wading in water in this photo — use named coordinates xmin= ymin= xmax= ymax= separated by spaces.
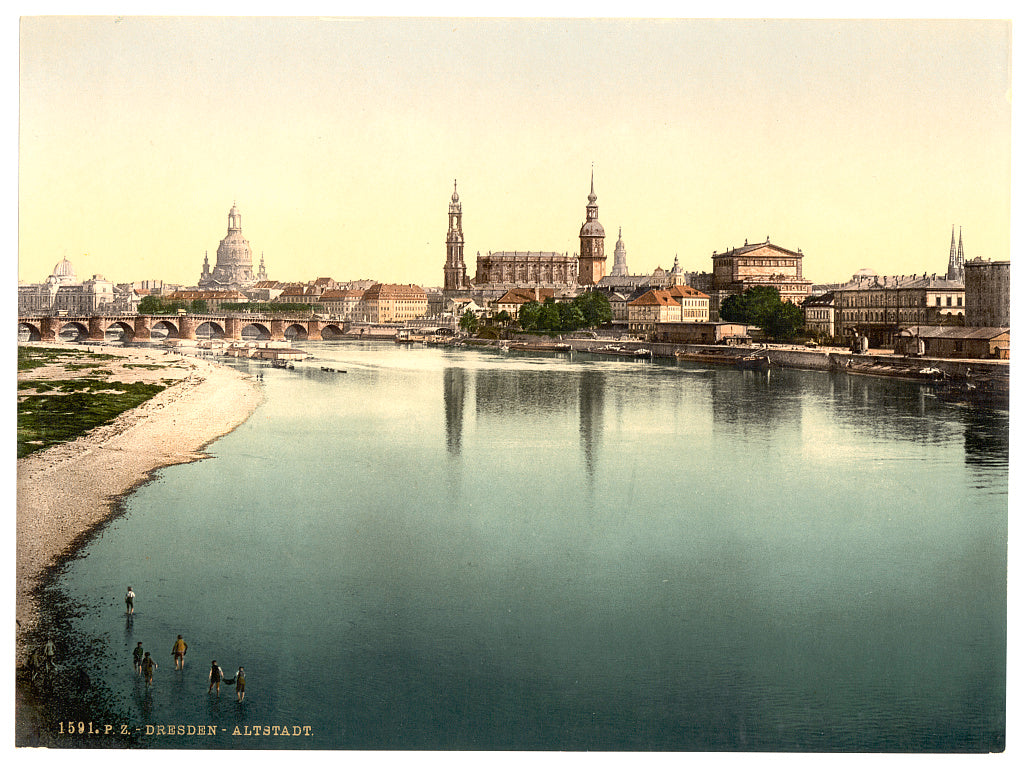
xmin=172 ymin=635 xmax=188 ymax=669
xmin=208 ymin=660 xmax=224 ymax=695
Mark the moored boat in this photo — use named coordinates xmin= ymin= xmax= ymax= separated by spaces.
xmin=736 ymin=353 xmax=770 ymax=371
xmin=674 ymin=349 xmax=739 ymax=366
xmin=507 ymin=341 xmax=571 ymax=353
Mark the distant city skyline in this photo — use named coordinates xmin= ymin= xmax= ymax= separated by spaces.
xmin=18 ymin=17 xmax=1011 ymax=289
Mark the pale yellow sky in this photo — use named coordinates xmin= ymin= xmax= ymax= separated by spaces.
xmin=18 ymin=16 xmax=1012 ymax=289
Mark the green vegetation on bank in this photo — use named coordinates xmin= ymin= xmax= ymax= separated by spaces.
xmin=18 ymin=383 xmax=166 ymax=458
xmin=518 ymin=292 xmax=613 ymax=333
xmin=17 ymin=346 xmax=118 ymax=372
xmin=719 ymin=286 xmax=804 ymax=341
xmin=17 ymin=347 xmax=169 ymax=459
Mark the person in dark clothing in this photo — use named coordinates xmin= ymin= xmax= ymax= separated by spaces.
xmin=133 ymin=642 xmax=144 ymax=675
xmin=208 ymin=660 xmax=224 ymax=695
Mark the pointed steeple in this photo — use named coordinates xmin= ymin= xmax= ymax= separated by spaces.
xmin=578 ymin=168 xmax=606 ymax=285
xmin=445 ymin=178 xmax=467 ymax=291
xmin=947 ymin=225 xmax=965 ymax=282
xmin=611 ymin=226 xmax=628 ymax=277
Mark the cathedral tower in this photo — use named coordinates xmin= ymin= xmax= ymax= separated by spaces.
xmin=947 ymin=226 xmax=965 ymax=282
xmin=578 ymin=170 xmax=606 ymax=285
xmin=444 ymin=180 xmax=468 ymax=291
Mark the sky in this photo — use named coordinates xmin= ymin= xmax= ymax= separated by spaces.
xmin=17 ymin=15 xmax=1012 ymax=290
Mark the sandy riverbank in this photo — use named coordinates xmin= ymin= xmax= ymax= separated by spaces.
xmin=15 ymin=343 xmax=263 ymax=656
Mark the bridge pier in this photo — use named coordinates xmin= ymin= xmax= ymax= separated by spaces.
xmin=88 ymin=316 xmax=106 ymax=341
xmin=225 ymin=317 xmax=243 ymax=340
xmin=39 ymin=317 xmax=57 ymax=342
xmin=305 ymin=320 xmax=324 ymax=341
xmin=133 ymin=316 xmax=152 ymax=341
xmin=178 ymin=316 xmax=197 ymax=341
xmin=270 ymin=319 xmax=286 ymax=341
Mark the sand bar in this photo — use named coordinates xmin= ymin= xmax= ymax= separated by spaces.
xmin=16 ymin=343 xmax=263 ymax=655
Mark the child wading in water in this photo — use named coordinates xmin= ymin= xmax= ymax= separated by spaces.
xmin=141 ymin=652 xmax=157 ymax=687
xmin=208 ymin=660 xmax=224 ymax=695
xmin=234 ymin=667 xmax=246 ymax=702
xmin=133 ymin=642 xmax=144 ymax=675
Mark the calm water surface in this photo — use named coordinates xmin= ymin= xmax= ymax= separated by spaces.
xmin=50 ymin=342 xmax=1007 ymax=750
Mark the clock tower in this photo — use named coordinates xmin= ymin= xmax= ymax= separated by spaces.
xmin=578 ymin=169 xmax=606 ymax=286
xmin=444 ymin=180 xmax=468 ymax=291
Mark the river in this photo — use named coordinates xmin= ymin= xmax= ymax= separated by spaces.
xmin=45 ymin=341 xmax=1008 ymax=751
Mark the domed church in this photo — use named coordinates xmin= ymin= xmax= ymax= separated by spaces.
xmin=199 ymin=203 xmax=267 ymax=290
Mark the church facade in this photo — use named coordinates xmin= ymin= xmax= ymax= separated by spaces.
xmin=442 ymin=174 xmax=607 ymax=303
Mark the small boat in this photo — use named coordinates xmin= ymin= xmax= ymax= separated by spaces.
xmin=675 ymin=349 xmax=738 ymax=366
xmin=736 ymin=353 xmax=770 ymax=371
xmin=587 ymin=345 xmax=632 ymax=357
xmin=829 ymin=354 xmax=948 ymax=382
xmin=394 ymin=330 xmax=413 ymax=343
xmin=507 ymin=341 xmax=571 ymax=353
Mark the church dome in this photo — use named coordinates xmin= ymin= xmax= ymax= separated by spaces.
xmin=580 ymin=219 xmax=605 ymax=238
xmin=51 ymin=258 xmax=76 ymax=281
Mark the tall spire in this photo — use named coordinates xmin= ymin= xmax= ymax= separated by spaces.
xmin=578 ymin=168 xmax=606 ymax=285
xmin=947 ymin=225 xmax=965 ymax=282
xmin=444 ymin=178 xmax=467 ymax=291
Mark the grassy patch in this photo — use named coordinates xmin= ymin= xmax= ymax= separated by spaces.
xmin=19 ymin=380 xmax=146 ymax=395
xmin=17 ymin=347 xmax=118 ymax=372
xmin=17 ymin=382 xmax=166 ymax=458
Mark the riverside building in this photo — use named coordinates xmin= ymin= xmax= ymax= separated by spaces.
xmin=832 ymin=272 xmax=965 ymax=348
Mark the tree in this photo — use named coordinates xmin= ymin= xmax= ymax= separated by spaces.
xmin=459 ymin=309 xmax=479 ymax=334
xmin=572 ymin=291 xmax=613 ymax=327
xmin=720 ymin=286 xmax=804 ymax=340
xmin=518 ymin=301 xmax=543 ymax=331
xmin=138 ymin=295 xmax=164 ymax=314
xmin=494 ymin=310 xmax=513 ymax=327
xmin=190 ymin=299 xmax=208 ymax=314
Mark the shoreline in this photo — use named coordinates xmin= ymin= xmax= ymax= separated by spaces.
xmin=16 ymin=342 xmax=264 ymax=658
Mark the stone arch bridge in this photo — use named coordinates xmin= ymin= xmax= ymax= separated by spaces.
xmin=18 ymin=313 xmax=348 ymax=343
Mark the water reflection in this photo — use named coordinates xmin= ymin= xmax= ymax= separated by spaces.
xmin=710 ymin=368 xmax=801 ymax=431
xmin=960 ymin=404 xmax=1010 ymax=468
xmin=474 ymin=368 xmax=577 ymax=417
xmin=578 ymin=370 xmax=604 ymax=479
xmin=443 ymin=367 xmax=466 ymax=456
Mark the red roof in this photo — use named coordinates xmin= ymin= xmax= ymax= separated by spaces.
xmin=629 ymin=289 xmax=679 ymax=307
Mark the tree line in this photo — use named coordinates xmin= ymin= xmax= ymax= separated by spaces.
xmin=459 ymin=291 xmax=613 ymax=334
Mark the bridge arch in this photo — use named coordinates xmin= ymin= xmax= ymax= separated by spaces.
xmin=57 ymin=321 xmax=89 ymax=341
xmin=106 ymin=320 xmax=135 ymax=342
xmin=240 ymin=322 xmax=271 ymax=340
xmin=195 ymin=320 xmax=226 ymax=339
xmin=283 ymin=323 xmax=308 ymax=341
xmin=18 ymin=322 xmax=42 ymax=342
xmin=320 ymin=323 xmax=345 ymax=340
xmin=150 ymin=319 xmax=180 ymax=339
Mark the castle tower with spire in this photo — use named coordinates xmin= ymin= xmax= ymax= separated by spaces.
xmin=947 ymin=226 xmax=965 ymax=282
xmin=578 ymin=169 xmax=606 ymax=286
xmin=444 ymin=180 xmax=468 ymax=291
xmin=610 ymin=227 xmax=629 ymax=277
